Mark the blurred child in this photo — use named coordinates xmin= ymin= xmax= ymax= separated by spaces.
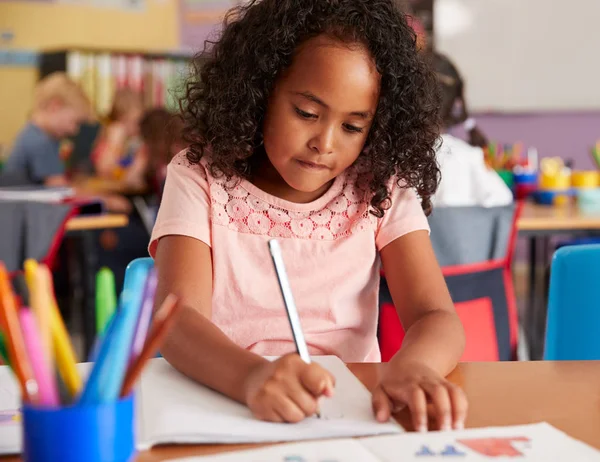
xmin=92 ymin=88 xmax=147 ymax=188
xmin=433 ymin=52 xmax=488 ymax=148
xmin=433 ymin=53 xmax=513 ymax=208
xmin=4 ymin=72 xmax=91 ymax=186
xmin=139 ymin=109 xmax=186 ymax=195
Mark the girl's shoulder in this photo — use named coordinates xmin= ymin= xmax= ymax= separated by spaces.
xmin=170 ymin=149 xmax=209 ymax=180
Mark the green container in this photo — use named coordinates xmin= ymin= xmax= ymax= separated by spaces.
xmin=497 ymin=169 xmax=514 ymax=189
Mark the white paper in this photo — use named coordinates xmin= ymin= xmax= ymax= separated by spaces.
xmin=0 ymin=186 xmax=74 ymax=203
xmin=174 ymin=439 xmax=379 ymax=462
xmin=361 ymin=422 xmax=600 ymax=461
xmin=137 ymin=356 xmax=402 ymax=448
xmin=0 ymin=366 xmax=21 ymax=455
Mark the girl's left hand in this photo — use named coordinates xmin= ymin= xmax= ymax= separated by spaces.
xmin=371 ymin=361 xmax=468 ymax=432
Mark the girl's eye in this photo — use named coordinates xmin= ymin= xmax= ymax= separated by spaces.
xmin=343 ymin=123 xmax=364 ymax=134
xmin=295 ymin=107 xmax=317 ymax=119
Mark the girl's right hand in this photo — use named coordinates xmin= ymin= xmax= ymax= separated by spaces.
xmin=243 ymin=354 xmax=335 ymax=423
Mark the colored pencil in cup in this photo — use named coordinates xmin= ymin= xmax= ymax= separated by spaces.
xmin=0 ymin=263 xmax=38 ymax=403
xmin=0 ymin=331 xmax=10 ymax=367
xmin=129 ymin=268 xmax=158 ymax=364
xmin=24 ymin=260 xmax=52 ymax=369
xmin=120 ymin=294 xmax=180 ymax=397
xmin=19 ymin=308 xmax=60 ymax=407
xmin=80 ymin=263 xmax=149 ymax=404
xmin=96 ymin=267 xmax=117 ymax=336
xmin=42 ymin=265 xmax=81 ymax=398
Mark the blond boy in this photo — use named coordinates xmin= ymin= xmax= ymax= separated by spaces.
xmin=4 ymin=72 xmax=91 ymax=186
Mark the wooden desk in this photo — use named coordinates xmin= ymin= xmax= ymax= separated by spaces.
xmin=133 ymin=361 xmax=600 ymax=461
xmin=65 ymin=214 xmax=129 ymax=232
xmin=10 ymin=360 xmax=592 ymax=462
xmin=518 ymin=202 xmax=600 ymax=232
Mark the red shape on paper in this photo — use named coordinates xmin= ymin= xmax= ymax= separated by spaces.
xmin=457 ymin=437 xmax=530 ymax=457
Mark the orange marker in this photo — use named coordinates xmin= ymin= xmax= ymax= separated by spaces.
xmin=120 ymin=294 xmax=180 ymax=397
xmin=0 ymin=263 xmax=38 ymax=403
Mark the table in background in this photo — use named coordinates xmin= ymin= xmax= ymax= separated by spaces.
xmin=7 ymin=360 xmax=594 ymax=461
xmin=517 ymin=202 xmax=600 ymax=359
xmin=64 ymin=214 xmax=129 ymax=356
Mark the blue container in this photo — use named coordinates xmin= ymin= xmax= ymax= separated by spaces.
xmin=22 ymin=395 xmax=135 ymax=462
xmin=513 ymin=170 xmax=538 ymax=185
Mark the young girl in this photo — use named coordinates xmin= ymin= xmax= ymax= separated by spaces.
xmin=92 ymin=88 xmax=147 ymax=188
xmin=151 ymin=0 xmax=467 ymax=432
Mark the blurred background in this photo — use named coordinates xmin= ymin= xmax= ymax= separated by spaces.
xmin=1 ymin=0 xmax=599 ymax=362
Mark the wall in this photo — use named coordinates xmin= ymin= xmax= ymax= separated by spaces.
xmin=0 ymin=0 xmax=179 ymax=153
xmin=450 ymin=112 xmax=600 ymax=171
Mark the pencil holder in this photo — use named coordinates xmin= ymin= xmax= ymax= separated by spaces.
xmin=22 ymin=394 xmax=135 ymax=462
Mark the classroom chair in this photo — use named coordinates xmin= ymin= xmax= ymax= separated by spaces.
xmin=379 ymin=202 xmax=524 ymax=362
xmin=544 ymin=244 xmax=600 ymax=360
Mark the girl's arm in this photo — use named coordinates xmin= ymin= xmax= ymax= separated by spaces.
xmin=374 ymin=229 xmax=467 ymax=432
xmin=154 ymin=235 xmax=334 ymax=420
xmin=381 ymin=229 xmax=464 ymax=374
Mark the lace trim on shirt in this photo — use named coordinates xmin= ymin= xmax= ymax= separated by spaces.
xmin=172 ymin=152 xmax=375 ymax=241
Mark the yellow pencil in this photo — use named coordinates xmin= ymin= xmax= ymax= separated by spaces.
xmin=42 ymin=265 xmax=82 ymax=397
xmin=24 ymin=260 xmax=51 ymax=368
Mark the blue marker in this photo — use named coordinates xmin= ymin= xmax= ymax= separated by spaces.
xmin=80 ymin=262 xmax=150 ymax=404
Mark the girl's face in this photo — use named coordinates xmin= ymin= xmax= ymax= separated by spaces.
xmin=260 ymin=34 xmax=381 ymax=202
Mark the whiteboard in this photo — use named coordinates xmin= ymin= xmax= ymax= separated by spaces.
xmin=434 ymin=0 xmax=600 ymax=112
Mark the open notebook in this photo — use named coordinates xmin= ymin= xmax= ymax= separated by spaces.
xmin=170 ymin=422 xmax=600 ymax=461
xmin=136 ymin=356 xmax=401 ymax=448
xmin=0 ymin=356 xmax=400 ymax=454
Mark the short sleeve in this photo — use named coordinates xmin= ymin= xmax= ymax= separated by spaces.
xmin=149 ymin=155 xmax=211 ymax=257
xmin=30 ymin=142 xmax=63 ymax=183
xmin=375 ymin=180 xmax=430 ymax=250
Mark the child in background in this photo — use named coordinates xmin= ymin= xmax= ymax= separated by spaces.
xmin=151 ymin=0 xmax=467 ymax=432
xmin=433 ymin=53 xmax=513 ymax=208
xmin=139 ymin=109 xmax=186 ymax=195
xmin=432 ymin=52 xmax=488 ymax=149
xmin=4 ymin=72 xmax=91 ymax=186
xmin=92 ymin=88 xmax=147 ymax=188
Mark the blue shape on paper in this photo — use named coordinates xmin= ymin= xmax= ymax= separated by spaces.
xmin=415 ymin=445 xmax=436 ymax=456
xmin=441 ymin=445 xmax=466 ymax=456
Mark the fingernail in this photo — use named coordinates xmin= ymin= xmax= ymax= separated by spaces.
xmin=377 ymin=410 xmax=387 ymax=421
xmin=442 ymin=418 xmax=452 ymax=431
xmin=417 ymin=424 xmax=427 ymax=433
xmin=454 ymin=421 xmax=465 ymax=430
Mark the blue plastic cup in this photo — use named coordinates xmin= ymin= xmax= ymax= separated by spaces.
xmin=22 ymin=395 xmax=135 ymax=462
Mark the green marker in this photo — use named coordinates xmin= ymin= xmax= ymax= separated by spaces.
xmin=0 ymin=331 xmax=10 ymax=367
xmin=95 ymin=267 xmax=117 ymax=336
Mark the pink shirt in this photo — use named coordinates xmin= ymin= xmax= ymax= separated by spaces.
xmin=150 ymin=151 xmax=429 ymax=362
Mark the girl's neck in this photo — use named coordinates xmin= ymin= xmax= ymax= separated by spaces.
xmin=249 ymin=150 xmax=334 ymax=204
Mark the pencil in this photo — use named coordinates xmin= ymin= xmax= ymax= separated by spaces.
xmin=268 ymin=239 xmax=322 ymax=418
xmin=120 ymin=294 xmax=180 ymax=397
xmin=0 ymin=331 xmax=10 ymax=367
xmin=19 ymin=308 xmax=60 ymax=407
xmin=24 ymin=260 xmax=52 ymax=368
xmin=42 ymin=265 xmax=82 ymax=397
xmin=0 ymin=263 xmax=38 ymax=403
xmin=129 ymin=268 xmax=158 ymax=364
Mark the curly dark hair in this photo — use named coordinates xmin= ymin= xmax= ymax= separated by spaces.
xmin=182 ymin=0 xmax=441 ymax=216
